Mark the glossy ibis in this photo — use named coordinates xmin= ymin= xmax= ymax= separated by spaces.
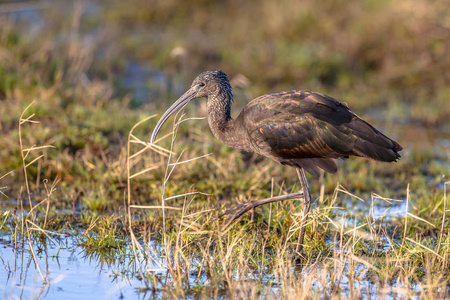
xmin=150 ymin=70 xmax=402 ymax=257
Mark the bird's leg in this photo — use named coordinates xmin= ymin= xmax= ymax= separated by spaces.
xmin=211 ymin=168 xmax=311 ymax=259
xmin=211 ymin=191 xmax=304 ymax=223
xmin=295 ymin=167 xmax=312 ymax=259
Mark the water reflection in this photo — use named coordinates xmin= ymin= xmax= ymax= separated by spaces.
xmin=0 ymin=234 xmax=145 ymax=299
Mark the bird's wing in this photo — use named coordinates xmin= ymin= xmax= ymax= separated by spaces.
xmin=239 ymin=90 xmax=400 ymax=177
xmin=242 ymin=91 xmax=356 ymax=158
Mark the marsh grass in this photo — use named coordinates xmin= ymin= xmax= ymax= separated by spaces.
xmin=119 ymin=111 xmax=450 ymax=298
xmin=1 ymin=100 xmax=449 ymax=297
xmin=1 ymin=0 xmax=450 ymax=298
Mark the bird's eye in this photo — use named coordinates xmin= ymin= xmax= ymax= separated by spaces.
xmin=199 ymin=82 xmax=205 ymax=87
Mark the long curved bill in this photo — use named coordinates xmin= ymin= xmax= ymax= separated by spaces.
xmin=150 ymin=87 xmax=198 ymax=144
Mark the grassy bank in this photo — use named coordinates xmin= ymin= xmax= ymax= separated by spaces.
xmin=1 ymin=0 xmax=449 ymax=298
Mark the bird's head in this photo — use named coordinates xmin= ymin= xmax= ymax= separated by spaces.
xmin=150 ymin=70 xmax=232 ymax=144
xmin=191 ymin=70 xmax=231 ymax=98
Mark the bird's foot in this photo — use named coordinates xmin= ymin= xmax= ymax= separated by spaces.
xmin=292 ymin=250 xmax=308 ymax=265
xmin=210 ymin=200 xmax=260 ymax=224
xmin=210 ymin=191 xmax=304 ymax=224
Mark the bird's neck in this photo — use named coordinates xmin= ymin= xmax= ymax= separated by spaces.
xmin=207 ymin=93 xmax=252 ymax=152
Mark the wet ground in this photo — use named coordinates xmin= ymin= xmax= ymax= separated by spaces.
xmin=0 ymin=233 xmax=144 ymax=299
xmin=1 ymin=1 xmax=449 ymax=299
xmin=0 ymin=197 xmax=413 ymax=299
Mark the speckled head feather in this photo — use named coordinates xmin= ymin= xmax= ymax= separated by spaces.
xmin=192 ymin=70 xmax=233 ymax=121
xmin=192 ymin=70 xmax=233 ymax=102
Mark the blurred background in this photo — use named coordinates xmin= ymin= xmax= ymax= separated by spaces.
xmin=1 ymin=0 xmax=449 ymax=205
xmin=1 ymin=2 xmax=449 ymax=297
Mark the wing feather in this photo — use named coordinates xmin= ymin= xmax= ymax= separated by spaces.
xmin=238 ymin=90 xmax=401 ymax=176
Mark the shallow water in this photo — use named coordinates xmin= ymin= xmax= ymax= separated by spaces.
xmin=0 ymin=234 xmax=147 ymax=299
xmin=0 ymin=197 xmax=412 ymax=299
xmin=2 ymin=1 xmax=449 ymax=299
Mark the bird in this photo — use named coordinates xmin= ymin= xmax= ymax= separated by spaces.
xmin=150 ymin=69 xmax=402 ymax=258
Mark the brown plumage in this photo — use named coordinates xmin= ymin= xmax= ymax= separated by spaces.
xmin=151 ymin=70 xmax=402 ymax=258
xmin=235 ymin=90 xmax=402 ymax=177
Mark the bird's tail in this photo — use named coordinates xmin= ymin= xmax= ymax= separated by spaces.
xmin=347 ymin=118 xmax=402 ymax=162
